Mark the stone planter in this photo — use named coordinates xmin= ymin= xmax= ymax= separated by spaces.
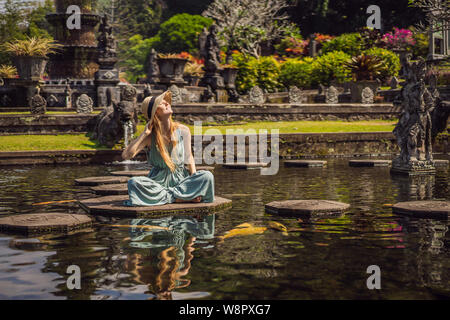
xmin=221 ymin=67 xmax=238 ymax=89
xmin=157 ymin=58 xmax=188 ymax=85
xmin=13 ymin=56 xmax=48 ymax=81
xmin=184 ymin=74 xmax=202 ymax=86
xmin=349 ymin=80 xmax=380 ymax=103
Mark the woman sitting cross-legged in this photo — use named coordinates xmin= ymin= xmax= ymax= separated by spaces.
xmin=122 ymin=90 xmax=215 ymax=206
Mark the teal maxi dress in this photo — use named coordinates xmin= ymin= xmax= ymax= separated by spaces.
xmin=123 ymin=127 xmax=215 ymax=206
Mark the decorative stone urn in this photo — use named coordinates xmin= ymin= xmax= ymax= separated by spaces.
xmin=184 ymin=75 xmax=202 ymax=86
xmin=221 ymin=67 xmax=238 ymax=89
xmin=348 ymin=80 xmax=380 ymax=103
xmin=157 ymin=58 xmax=188 ymax=85
xmin=13 ymin=56 xmax=48 ymax=81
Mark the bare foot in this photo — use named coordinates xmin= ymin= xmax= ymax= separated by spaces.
xmin=175 ymin=196 xmax=202 ymax=203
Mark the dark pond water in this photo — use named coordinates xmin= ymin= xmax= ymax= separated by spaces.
xmin=0 ymin=158 xmax=449 ymax=300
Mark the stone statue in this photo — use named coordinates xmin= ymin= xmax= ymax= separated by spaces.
xmin=249 ymin=86 xmax=265 ymax=104
xmin=201 ymin=85 xmax=215 ymax=103
xmin=30 ymin=87 xmax=46 ymax=115
xmin=97 ymin=15 xmax=116 ymax=59
xmin=325 ymin=86 xmax=339 ymax=104
xmin=390 ymin=76 xmax=399 ymax=89
xmin=289 ymin=86 xmax=304 ymax=104
xmin=391 ymin=56 xmax=442 ymax=174
xmin=203 ymin=24 xmax=222 ymax=74
xmin=76 ymin=94 xmax=94 ymax=114
xmin=92 ymin=85 xmax=139 ymax=148
xmin=199 ymin=27 xmax=208 ymax=61
xmin=361 ymin=87 xmax=374 ymax=104
xmin=168 ymin=85 xmax=183 ymax=105
xmin=64 ymin=79 xmax=72 ymax=109
xmin=147 ymin=49 xmax=160 ymax=84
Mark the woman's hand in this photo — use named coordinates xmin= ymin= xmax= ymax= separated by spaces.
xmin=144 ymin=121 xmax=153 ymax=135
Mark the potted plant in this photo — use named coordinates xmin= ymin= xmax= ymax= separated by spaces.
xmin=0 ymin=65 xmax=18 ymax=86
xmin=157 ymin=53 xmax=189 ymax=84
xmin=3 ymin=36 xmax=61 ymax=81
xmin=345 ymin=53 xmax=383 ymax=102
xmin=220 ymin=64 xmax=238 ymax=89
xmin=184 ymin=62 xmax=204 ymax=86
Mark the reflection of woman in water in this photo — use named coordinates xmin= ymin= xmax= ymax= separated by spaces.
xmin=122 ymin=91 xmax=215 ymax=206
xmin=124 ymin=215 xmax=215 ymax=300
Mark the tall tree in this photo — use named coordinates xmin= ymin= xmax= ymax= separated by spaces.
xmin=203 ymin=0 xmax=295 ymax=57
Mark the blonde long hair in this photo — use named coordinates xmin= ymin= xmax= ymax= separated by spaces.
xmin=152 ymin=114 xmax=180 ymax=172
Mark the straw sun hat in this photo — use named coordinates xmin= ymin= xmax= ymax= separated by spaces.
xmin=141 ymin=90 xmax=172 ymax=125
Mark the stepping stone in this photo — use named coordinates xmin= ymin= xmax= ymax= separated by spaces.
xmin=222 ymin=162 xmax=268 ymax=169
xmin=0 ymin=213 xmax=92 ymax=235
xmin=75 ymin=176 xmax=129 ymax=186
xmin=197 ymin=166 xmax=215 ymax=171
xmin=392 ymin=201 xmax=450 ymax=220
xmin=349 ymin=160 xmax=392 ymax=167
xmin=284 ymin=160 xmax=327 ymax=168
xmin=265 ymin=200 xmax=350 ymax=216
xmin=78 ymin=195 xmax=232 ymax=218
xmin=110 ymin=170 xmax=150 ymax=177
xmin=434 ymin=160 xmax=449 ymax=168
xmin=91 ymin=183 xmax=127 ymax=196
xmin=110 ymin=166 xmax=214 ymax=177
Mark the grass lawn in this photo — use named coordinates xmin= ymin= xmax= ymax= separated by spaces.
xmin=137 ymin=120 xmax=397 ymax=135
xmin=0 ymin=120 xmax=397 ymax=152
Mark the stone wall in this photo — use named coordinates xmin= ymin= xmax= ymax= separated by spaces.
xmin=171 ymin=103 xmax=400 ymax=124
xmin=0 ymin=131 xmax=447 ymax=166
xmin=0 ymin=114 xmax=97 ymax=135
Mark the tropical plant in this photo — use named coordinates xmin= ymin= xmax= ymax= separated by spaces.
xmin=364 ymin=47 xmax=401 ymax=80
xmin=0 ymin=64 xmax=18 ymax=78
xmin=158 ymin=53 xmax=189 ymax=59
xmin=184 ymin=62 xmax=204 ymax=76
xmin=279 ymin=57 xmax=314 ymax=88
xmin=152 ymin=14 xmax=213 ymax=54
xmin=3 ymin=36 xmax=62 ymax=57
xmin=321 ymin=33 xmax=363 ymax=56
xmin=382 ymin=28 xmax=416 ymax=50
xmin=311 ymin=51 xmax=352 ymax=85
xmin=344 ymin=53 xmax=384 ymax=81
xmin=233 ymin=53 xmax=282 ymax=93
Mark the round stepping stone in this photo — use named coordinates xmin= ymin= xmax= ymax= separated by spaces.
xmin=75 ymin=176 xmax=129 ymax=186
xmin=434 ymin=160 xmax=449 ymax=168
xmin=78 ymin=195 xmax=232 ymax=217
xmin=110 ymin=170 xmax=150 ymax=177
xmin=265 ymin=200 xmax=350 ymax=216
xmin=349 ymin=160 xmax=391 ymax=167
xmin=392 ymin=201 xmax=450 ymax=220
xmin=0 ymin=213 xmax=92 ymax=235
xmin=197 ymin=166 xmax=215 ymax=171
xmin=91 ymin=183 xmax=128 ymax=196
xmin=222 ymin=162 xmax=268 ymax=169
xmin=110 ymin=166 xmax=214 ymax=177
xmin=284 ymin=160 xmax=327 ymax=168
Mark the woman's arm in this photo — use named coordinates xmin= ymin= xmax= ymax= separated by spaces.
xmin=180 ymin=125 xmax=196 ymax=175
xmin=122 ymin=122 xmax=152 ymax=160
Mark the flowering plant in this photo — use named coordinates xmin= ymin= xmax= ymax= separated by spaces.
xmin=382 ymin=28 xmax=416 ymax=50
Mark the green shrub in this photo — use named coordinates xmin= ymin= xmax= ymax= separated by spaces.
xmin=153 ymin=13 xmax=213 ymax=54
xmin=120 ymin=34 xmax=159 ymax=82
xmin=279 ymin=57 xmax=314 ymax=89
xmin=311 ymin=51 xmax=352 ymax=86
xmin=363 ymin=47 xmax=400 ymax=80
xmin=321 ymin=33 xmax=363 ymax=56
xmin=234 ymin=54 xmax=282 ymax=94
xmin=411 ymin=32 xmax=429 ymax=59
